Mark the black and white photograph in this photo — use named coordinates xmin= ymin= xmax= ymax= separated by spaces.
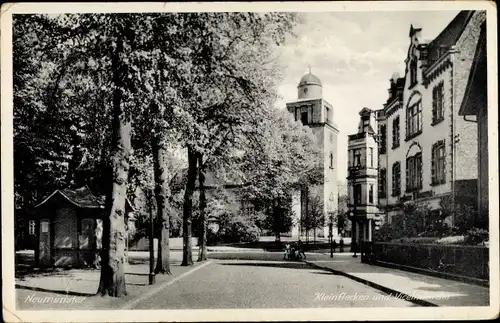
xmin=1 ymin=1 xmax=498 ymax=322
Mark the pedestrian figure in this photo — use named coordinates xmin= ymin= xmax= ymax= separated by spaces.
xmin=332 ymin=239 xmax=337 ymax=253
xmin=297 ymin=239 xmax=306 ymax=259
xmin=283 ymin=243 xmax=291 ymax=260
xmin=339 ymin=238 xmax=344 ymax=253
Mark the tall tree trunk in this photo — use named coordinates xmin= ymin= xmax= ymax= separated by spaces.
xmin=181 ymin=146 xmax=197 ymax=266
xmin=66 ymin=130 xmax=82 ymax=187
xmin=197 ymin=152 xmax=208 ymax=262
xmin=97 ymin=38 xmax=130 ymax=297
xmin=273 ymin=202 xmax=281 ymax=243
xmin=152 ymin=134 xmax=172 ymax=274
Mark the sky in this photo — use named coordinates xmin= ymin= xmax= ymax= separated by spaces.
xmin=274 ymin=10 xmax=461 ymax=184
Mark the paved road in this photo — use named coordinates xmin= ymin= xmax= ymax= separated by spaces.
xmin=128 ymin=252 xmax=416 ymax=309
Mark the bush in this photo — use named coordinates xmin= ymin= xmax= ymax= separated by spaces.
xmin=223 ymin=220 xmax=260 ymax=243
xmin=373 ymin=223 xmax=394 ymax=242
xmin=207 ymin=229 xmax=221 ymax=246
xmin=207 ymin=215 xmax=261 ymax=245
xmin=392 ymin=237 xmax=439 ymax=244
xmin=465 ymin=228 xmax=488 ymax=245
xmin=435 ymin=235 xmax=465 ymax=245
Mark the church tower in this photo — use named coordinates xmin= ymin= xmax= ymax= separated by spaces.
xmin=286 ymin=70 xmax=340 ymax=239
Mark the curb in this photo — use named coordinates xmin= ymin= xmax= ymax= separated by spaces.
xmin=373 ymin=260 xmax=490 ymax=287
xmin=304 ymin=261 xmax=439 ymax=307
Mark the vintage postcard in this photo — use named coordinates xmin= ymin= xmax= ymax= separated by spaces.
xmin=1 ymin=1 xmax=498 ymax=322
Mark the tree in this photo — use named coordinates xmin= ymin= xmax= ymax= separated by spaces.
xmin=400 ymin=201 xmax=431 ymax=237
xmin=44 ymin=13 xmax=166 ymax=297
xmin=157 ymin=13 xmax=300 ymax=263
xmin=238 ymin=107 xmax=323 ymax=242
xmin=196 ymin=153 xmax=208 ymax=260
xmin=335 ymin=194 xmax=349 ymax=234
xmin=301 ymin=190 xmax=325 ymax=243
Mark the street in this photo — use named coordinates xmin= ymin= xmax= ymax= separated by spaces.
xmin=126 ymin=252 xmax=416 ymax=309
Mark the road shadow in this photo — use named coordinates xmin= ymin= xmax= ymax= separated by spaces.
xmin=218 ymin=261 xmax=315 ymax=270
xmin=211 ymin=241 xmax=345 ymax=252
xmin=15 ymin=267 xmax=80 ymax=280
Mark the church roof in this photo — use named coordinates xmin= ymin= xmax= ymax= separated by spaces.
xmin=298 ymin=72 xmax=322 ymax=87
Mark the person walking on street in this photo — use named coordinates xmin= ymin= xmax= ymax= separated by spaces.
xmin=339 ymin=238 xmax=344 ymax=253
xmin=297 ymin=239 xmax=306 ymax=259
xmin=332 ymin=239 xmax=337 ymax=253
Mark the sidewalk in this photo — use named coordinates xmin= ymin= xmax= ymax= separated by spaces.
xmin=15 ymin=258 xmax=210 ymax=310
xmin=305 ymin=253 xmax=490 ymax=307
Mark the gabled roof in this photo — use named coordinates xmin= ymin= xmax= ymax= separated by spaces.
xmin=34 ymin=186 xmax=135 ymax=211
xmin=359 ymin=107 xmax=373 ymax=116
xmin=425 ymin=11 xmax=475 ymax=68
xmin=459 ymin=22 xmax=487 ymax=116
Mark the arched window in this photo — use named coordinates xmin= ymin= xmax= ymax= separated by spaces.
xmin=406 ymin=142 xmax=423 ymax=192
xmin=330 ymin=153 xmax=334 ymax=169
xmin=406 ymin=152 xmax=423 ymax=192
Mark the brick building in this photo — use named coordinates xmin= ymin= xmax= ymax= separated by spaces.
xmin=458 ymin=21 xmax=488 ymax=222
xmin=359 ymin=11 xmax=487 ymax=227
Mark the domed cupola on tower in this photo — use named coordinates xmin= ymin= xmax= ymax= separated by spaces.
xmin=297 ymin=70 xmax=323 ymax=99
xmin=286 ymin=66 xmax=339 ymax=241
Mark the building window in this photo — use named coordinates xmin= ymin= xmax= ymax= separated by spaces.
xmin=432 ymin=82 xmax=445 ymax=124
xmin=325 ymin=107 xmax=330 ymax=124
xmin=392 ymin=162 xmax=401 ymax=196
xmin=431 ymin=140 xmax=446 ymax=185
xmin=379 ymin=124 xmax=387 ymax=154
xmin=406 ymin=101 xmax=422 ymax=139
xmin=28 ymin=220 xmax=36 ymax=235
xmin=369 ymin=147 xmax=374 ymax=167
xmin=369 ymin=184 xmax=374 ymax=204
xmin=301 ymin=112 xmax=309 ymax=125
xmin=410 ymin=60 xmax=418 ymax=86
xmin=378 ymin=168 xmax=387 ymax=199
xmin=330 ymin=152 xmax=334 ymax=169
xmin=354 ymin=184 xmax=362 ymax=205
xmin=353 ymin=149 xmax=362 ymax=166
xmin=406 ymin=152 xmax=423 ymax=192
xmin=392 ymin=116 xmax=400 ymax=149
